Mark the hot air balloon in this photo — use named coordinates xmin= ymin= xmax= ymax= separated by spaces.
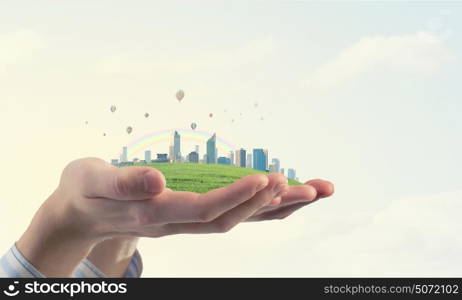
xmin=126 ymin=126 xmax=133 ymax=134
xmin=144 ymin=113 xmax=150 ymax=118
xmin=110 ymin=105 xmax=116 ymax=113
xmin=209 ymin=113 xmax=213 ymax=118
xmin=176 ymin=90 xmax=185 ymax=102
xmin=85 ymin=121 xmax=88 ymax=125
xmin=191 ymin=122 xmax=197 ymax=130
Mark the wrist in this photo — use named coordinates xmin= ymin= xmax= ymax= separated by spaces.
xmin=86 ymin=236 xmax=140 ymax=277
xmin=17 ymin=191 xmax=102 ymax=277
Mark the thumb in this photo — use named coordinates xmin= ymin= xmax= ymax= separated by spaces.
xmin=81 ymin=160 xmax=166 ymax=200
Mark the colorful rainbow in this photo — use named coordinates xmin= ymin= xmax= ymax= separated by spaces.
xmin=127 ymin=128 xmax=237 ymax=157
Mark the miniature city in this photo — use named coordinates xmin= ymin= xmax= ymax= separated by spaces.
xmin=111 ymin=131 xmax=298 ymax=181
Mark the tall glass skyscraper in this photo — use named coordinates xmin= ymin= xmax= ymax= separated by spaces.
xmin=206 ymin=133 xmax=217 ymax=164
xmin=288 ymin=168 xmax=296 ymax=180
xmin=188 ymin=151 xmax=199 ymax=163
xmin=253 ymin=148 xmax=267 ymax=171
xmin=173 ymin=131 xmax=181 ymax=162
xmin=120 ymin=146 xmax=128 ymax=163
xmin=235 ymin=148 xmax=246 ymax=167
xmin=246 ymin=153 xmax=252 ymax=168
xmin=271 ymin=158 xmax=280 ymax=173
xmin=145 ymin=150 xmax=152 ymax=163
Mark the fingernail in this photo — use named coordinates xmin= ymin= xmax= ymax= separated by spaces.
xmin=144 ymin=172 xmax=161 ymax=193
xmin=268 ymin=197 xmax=282 ymax=206
xmin=273 ymin=183 xmax=288 ymax=198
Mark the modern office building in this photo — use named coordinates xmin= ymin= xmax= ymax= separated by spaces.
xmin=253 ymin=149 xmax=268 ymax=171
xmin=269 ymin=164 xmax=277 ymax=173
xmin=235 ymin=148 xmax=246 ymax=167
xmin=120 ymin=146 xmax=128 ymax=163
xmin=173 ymin=131 xmax=181 ymax=162
xmin=288 ymin=168 xmax=296 ymax=180
xmin=246 ymin=153 xmax=252 ymax=168
xmin=111 ymin=159 xmax=119 ymax=166
xmin=188 ymin=151 xmax=199 ymax=163
xmin=145 ymin=150 xmax=152 ymax=163
xmin=271 ymin=158 xmax=280 ymax=173
xmin=217 ymin=157 xmax=231 ymax=165
xmin=264 ymin=149 xmax=269 ymax=170
xmin=228 ymin=151 xmax=234 ymax=165
xmin=195 ymin=145 xmax=200 ymax=156
xmin=169 ymin=145 xmax=174 ymax=161
xmin=155 ymin=153 xmax=169 ymax=163
xmin=206 ymin=133 xmax=217 ymax=164
xmin=280 ymin=168 xmax=285 ymax=176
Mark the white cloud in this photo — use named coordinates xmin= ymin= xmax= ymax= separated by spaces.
xmin=306 ymin=31 xmax=456 ymax=90
xmin=139 ymin=190 xmax=462 ymax=276
xmin=0 ymin=30 xmax=45 ymax=72
xmin=96 ymin=37 xmax=278 ymax=77
xmin=303 ymin=190 xmax=462 ymax=276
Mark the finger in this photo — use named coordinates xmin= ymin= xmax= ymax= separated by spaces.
xmin=164 ymin=173 xmax=288 ymax=234
xmin=248 ymin=179 xmax=334 ymax=219
xmin=140 ymin=174 xmax=269 ymax=224
xmin=250 ymin=184 xmax=317 ymax=216
xmin=82 ymin=161 xmax=166 ymax=200
xmin=305 ymin=179 xmax=335 ymax=199
xmin=247 ymin=202 xmax=309 ymax=222
xmin=279 ymin=184 xmax=317 ymax=205
xmin=269 ymin=196 xmax=282 ymax=206
xmin=265 ymin=179 xmax=332 ymax=209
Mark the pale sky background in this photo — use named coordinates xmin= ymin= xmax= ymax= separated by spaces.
xmin=0 ymin=1 xmax=461 ymax=276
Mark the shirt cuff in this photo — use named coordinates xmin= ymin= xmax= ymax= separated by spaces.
xmin=74 ymin=250 xmax=143 ymax=278
xmin=0 ymin=244 xmax=45 ymax=278
xmin=0 ymin=245 xmax=143 ymax=278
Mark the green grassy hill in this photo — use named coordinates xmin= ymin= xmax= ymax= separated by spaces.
xmin=142 ymin=163 xmax=301 ymax=193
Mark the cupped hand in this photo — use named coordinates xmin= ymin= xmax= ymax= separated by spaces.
xmin=54 ymin=158 xmax=290 ymax=239
xmin=17 ymin=157 xmax=334 ymax=277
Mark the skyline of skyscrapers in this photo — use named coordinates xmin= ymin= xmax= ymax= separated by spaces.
xmin=115 ymin=131 xmax=297 ymax=180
